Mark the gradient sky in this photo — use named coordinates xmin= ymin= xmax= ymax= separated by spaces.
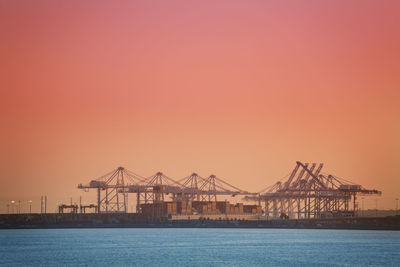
xmin=1 ymin=0 xmax=399 ymax=212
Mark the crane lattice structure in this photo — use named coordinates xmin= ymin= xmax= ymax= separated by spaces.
xmin=245 ymin=161 xmax=381 ymax=219
xmin=78 ymin=163 xmax=381 ymax=217
xmin=78 ymin=168 xmax=255 ymax=213
xmin=78 ymin=167 xmax=146 ymax=213
xmin=124 ymin=172 xmax=185 ymax=213
xmin=177 ymin=173 xmax=255 ymax=202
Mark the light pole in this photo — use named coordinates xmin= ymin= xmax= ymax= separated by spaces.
xmin=396 ymin=198 xmax=399 ymax=216
xmin=28 ymin=200 xmax=32 ymax=213
xmin=375 ymin=198 xmax=378 ymax=217
xmin=11 ymin=200 xmax=15 ymax=214
xmin=7 ymin=204 xmax=10 ymax=214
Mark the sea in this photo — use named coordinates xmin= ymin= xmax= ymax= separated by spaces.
xmin=0 ymin=228 xmax=399 ymax=266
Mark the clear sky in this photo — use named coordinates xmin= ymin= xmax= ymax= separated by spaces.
xmin=1 ymin=0 xmax=399 ymax=212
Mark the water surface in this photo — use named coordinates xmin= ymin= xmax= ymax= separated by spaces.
xmin=1 ymin=229 xmax=399 ymax=266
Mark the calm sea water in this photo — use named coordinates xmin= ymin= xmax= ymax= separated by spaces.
xmin=0 ymin=228 xmax=399 ymax=266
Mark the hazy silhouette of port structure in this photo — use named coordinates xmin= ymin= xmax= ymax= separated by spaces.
xmin=76 ymin=161 xmax=381 ymax=220
xmin=245 ymin=161 xmax=381 ymax=219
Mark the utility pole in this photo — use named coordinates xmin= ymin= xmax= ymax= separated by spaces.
xmin=361 ymin=197 xmax=365 ymax=217
xmin=41 ymin=196 xmax=47 ymax=214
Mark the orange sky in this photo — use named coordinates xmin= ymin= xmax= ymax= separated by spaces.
xmin=1 ymin=0 xmax=399 ymax=213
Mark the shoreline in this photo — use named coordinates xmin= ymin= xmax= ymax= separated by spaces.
xmin=1 ymin=213 xmax=399 ymax=230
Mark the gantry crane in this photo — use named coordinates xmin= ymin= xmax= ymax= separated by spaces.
xmin=244 ymin=161 xmax=381 ymax=219
xmin=78 ymin=168 xmax=256 ymax=213
xmin=78 ymin=162 xmax=381 ymax=218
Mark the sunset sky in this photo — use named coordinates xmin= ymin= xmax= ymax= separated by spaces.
xmin=1 ymin=0 xmax=399 ymax=212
